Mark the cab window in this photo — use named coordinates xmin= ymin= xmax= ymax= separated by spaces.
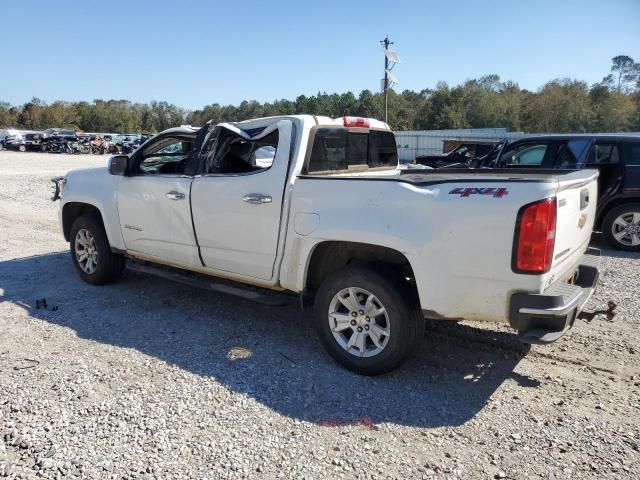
xmin=307 ymin=129 xmax=398 ymax=173
xmin=139 ymin=138 xmax=192 ymax=175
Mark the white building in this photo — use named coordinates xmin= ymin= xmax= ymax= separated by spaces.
xmin=395 ymin=128 xmax=529 ymax=163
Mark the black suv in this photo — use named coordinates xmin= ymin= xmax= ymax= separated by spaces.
xmin=486 ymin=134 xmax=640 ymax=251
xmin=415 ymin=141 xmax=500 ymax=168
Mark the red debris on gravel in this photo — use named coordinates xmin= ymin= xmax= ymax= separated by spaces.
xmin=317 ymin=416 xmax=378 ymax=429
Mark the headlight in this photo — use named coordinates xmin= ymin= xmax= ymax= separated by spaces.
xmin=51 ymin=176 xmax=66 ymax=201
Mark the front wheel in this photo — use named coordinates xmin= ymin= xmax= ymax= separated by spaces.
xmin=314 ymin=267 xmax=424 ymax=375
xmin=18 ymin=145 xmax=26 ymax=152
xmin=602 ymin=203 xmax=640 ymax=251
xmin=70 ymin=215 xmax=124 ymax=285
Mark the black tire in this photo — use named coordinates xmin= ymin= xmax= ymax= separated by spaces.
xmin=602 ymin=203 xmax=640 ymax=252
xmin=18 ymin=145 xmax=26 ymax=152
xmin=69 ymin=214 xmax=125 ymax=285
xmin=313 ymin=266 xmax=424 ymax=375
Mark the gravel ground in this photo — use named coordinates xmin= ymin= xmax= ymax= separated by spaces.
xmin=0 ymin=151 xmax=638 ymax=479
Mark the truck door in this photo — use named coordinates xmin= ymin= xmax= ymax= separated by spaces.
xmin=190 ymin=120 xmax=293 ymax=280
xmin=117 ymin=134 xmax=200 ymax=267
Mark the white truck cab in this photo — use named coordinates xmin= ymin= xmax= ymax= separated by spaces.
xmin=53 ymin=115 xmax=601 ymax=374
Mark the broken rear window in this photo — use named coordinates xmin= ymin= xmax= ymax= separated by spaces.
xmin=307 ymin=129 xmax=398 ymax=173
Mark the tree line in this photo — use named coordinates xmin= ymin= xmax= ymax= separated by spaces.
xmin=1 ymin=55 xmax=639 ymax=134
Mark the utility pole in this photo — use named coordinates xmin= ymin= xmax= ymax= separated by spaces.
xmin=381 ymin=35 xmax=392 ymax=123
xmin=380 ymin=35 xmax=399 ymax=124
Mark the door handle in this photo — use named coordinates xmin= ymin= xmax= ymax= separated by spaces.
xmin=242 ymin=193 xmax=272 ymax=204
xmin=166 ymin=191 xmax=185 ymax=200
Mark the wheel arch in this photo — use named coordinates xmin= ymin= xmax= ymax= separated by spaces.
xmin=596 ymin=195 xmax=640 ymax=229
xmin=62 ymin=202 xmax=106 ymax=242
xmin=303 ymin=241 xmax=419 ymax=308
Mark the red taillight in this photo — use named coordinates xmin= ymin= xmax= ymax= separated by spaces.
xmin=343 ymin=116 xmax=370 ymax=128
xmin=514 ymin=198 xmax=557 ymax=273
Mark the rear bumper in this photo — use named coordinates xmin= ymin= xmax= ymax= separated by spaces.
xmin=509 ymin=247 xmax=601 ymax=344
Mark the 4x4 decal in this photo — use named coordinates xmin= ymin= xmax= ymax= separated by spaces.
xmin=449 ymin=187 xmax=509 ymax=198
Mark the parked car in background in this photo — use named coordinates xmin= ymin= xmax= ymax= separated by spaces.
xmin=4 ymin=131 xmax=44 ymax=152
xmin=139 ymin=133 xmax=155 ymax=144
xmin=108 ymin=135 xmax=140 ymax=154
xmin=485 ymin=134 xmax=640 ymax=251
xmin=43 ymin=128 xmax=77 ymax=139
xmin=414 ymin=140 xmax=502 ymax=168
xmin=102 ymin=135 xmax=115 ymax=154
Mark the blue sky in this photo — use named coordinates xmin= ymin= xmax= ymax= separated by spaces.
xmin=1 ymin=0 xmax=639 ymax=110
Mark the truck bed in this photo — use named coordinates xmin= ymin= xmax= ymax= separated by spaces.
xmin=293 ymin=166 xmax=599 ymax=324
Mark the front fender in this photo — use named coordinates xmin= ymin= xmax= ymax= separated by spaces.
xmin=59 ymin=168 xmax=125 ymax=250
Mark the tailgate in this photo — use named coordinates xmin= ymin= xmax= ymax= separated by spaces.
xmin=550 ymin=169 xmax=599 ymax=279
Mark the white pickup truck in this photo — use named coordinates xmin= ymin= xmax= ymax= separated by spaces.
xmin=53 ymin=115 xmax=601 ymax=374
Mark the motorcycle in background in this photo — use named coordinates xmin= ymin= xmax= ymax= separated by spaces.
xmin=47 ymin=137 xmax=72 ymax=154
xmin=90 ymin=136 xmax=106 ymax=154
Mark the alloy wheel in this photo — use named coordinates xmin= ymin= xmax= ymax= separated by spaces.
xmin=612 ymin=212 xmax=640 ymax=247
xmin=75 ymin=228 xmax=99 ymax=274
xmin=328 ymin=287 xmax=391 ymax=357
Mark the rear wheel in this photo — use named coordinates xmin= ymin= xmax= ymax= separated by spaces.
xmin=314 ymin=266 xmax=423 ymax=375
xmin=70 ymin=215 xmax=124 ymax=284
xmin=602 ymin=203 xmax=640 ymax=251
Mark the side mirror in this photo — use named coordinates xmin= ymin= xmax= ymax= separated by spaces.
xmin=108 ymin=155 xmax=128 ymax=175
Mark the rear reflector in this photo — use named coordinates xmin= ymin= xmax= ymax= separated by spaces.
xmin=514 ymin=197 xmax=557 ymax=273
xmin=343 ymin=116 xmax=370 ymax=128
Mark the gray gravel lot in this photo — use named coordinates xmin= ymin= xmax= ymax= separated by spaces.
xmin=0 ymin=151 xmax=639 ymax=479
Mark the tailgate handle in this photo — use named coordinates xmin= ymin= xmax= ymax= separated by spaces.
xmin=580 ymin=189 xmax=589 ymax=210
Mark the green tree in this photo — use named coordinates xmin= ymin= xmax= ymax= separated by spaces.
xmin=589 ymin=84 xmax=636 ymax=131
xmin=3 ymin=56 xmax=640 ymax=134
xmin=0 ymin=102 xmax=18 ymax=128
xmin=522 ymin=79 xmax=593 ymax=132
xmin=602 ymin=55 xmax=640 ymax=93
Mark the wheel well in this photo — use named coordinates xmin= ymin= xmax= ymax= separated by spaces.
xmin=304 ymin=241 xmax=419 ymax=306
xmin=596 ymin=197 xmax=640 ymax=229
xmin=62 ymin=203 xmax=103 ymax=241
